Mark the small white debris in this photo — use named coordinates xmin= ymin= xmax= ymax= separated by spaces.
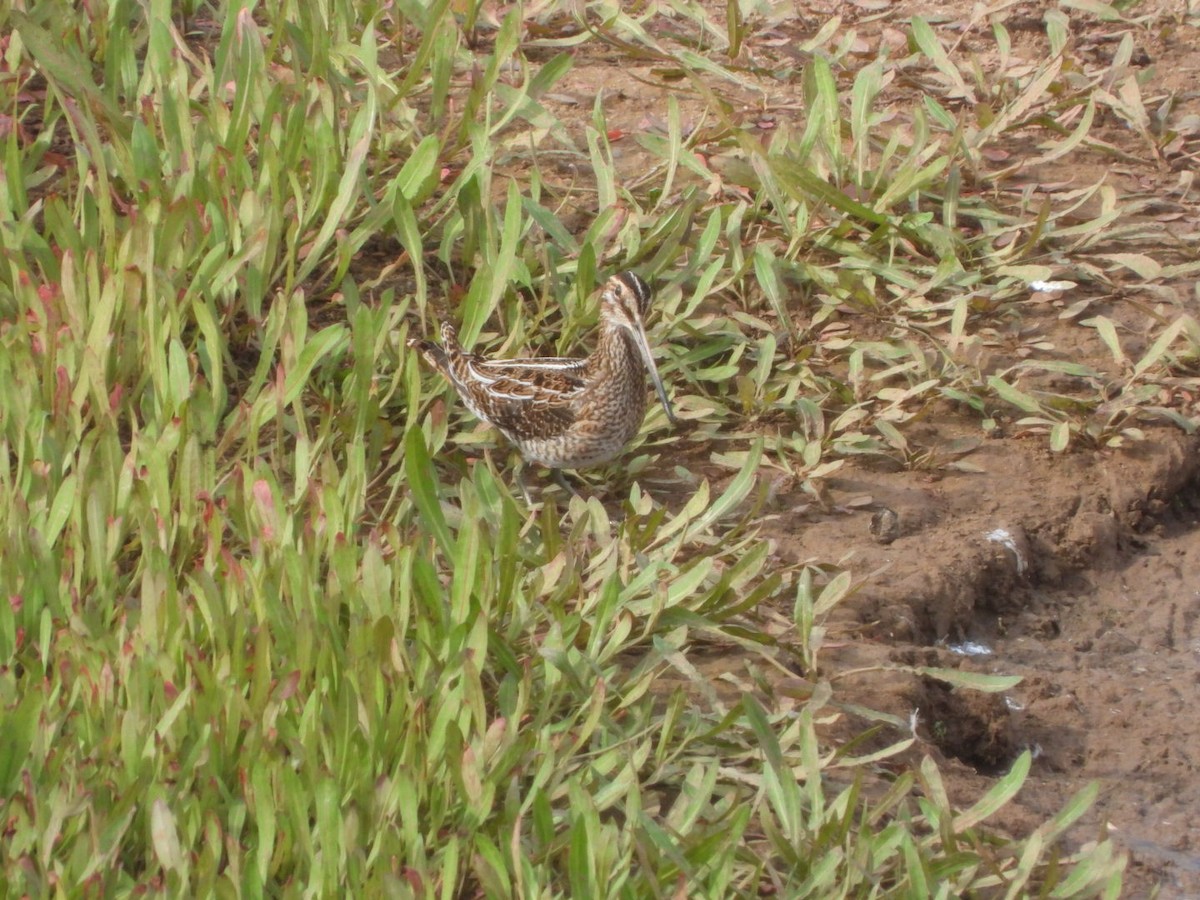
xmin=1030 ymin=280 xmax=1078 ymax=292
xmin=986 ymin=527 xmax=1027 ymax=574
xmin=947 ymin=640 xmax=993 ymax=657
xmin=1004 ymin=696 xmax=1025 ymax=711
xmin=908 ymin=707 xmax=921 ymax=735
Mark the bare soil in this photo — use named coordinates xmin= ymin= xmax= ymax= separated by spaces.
xmin=782 ymin=426 xmax=1200 ymax=898
xmin=528 ymin=3 xmax=1200 ymax=895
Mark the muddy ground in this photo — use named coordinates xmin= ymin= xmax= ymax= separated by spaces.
xmin=527 ymin=2 xmax=1200 ymax=895
xmin=784 ymin=6 xmax=1200 ymax=896
xmin=787 ymin=427 xmax=1200 ymax=898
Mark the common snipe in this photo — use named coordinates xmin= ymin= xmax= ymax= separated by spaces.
xmin=408 ymin=272 xmax=677 ymax=493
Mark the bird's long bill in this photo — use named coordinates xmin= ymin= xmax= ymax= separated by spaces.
xmin=629 ymin=318 xmax=678 ymax=425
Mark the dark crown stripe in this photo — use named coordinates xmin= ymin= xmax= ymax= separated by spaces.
xmin=615 ymin=271 xmax=650 ymax=309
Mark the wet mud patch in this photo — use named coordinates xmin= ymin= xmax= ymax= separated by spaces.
xmin=763 ymin=427 xmax=1200 ymax=895
xmin=917 ymin=676 xmax=1017 ymax=775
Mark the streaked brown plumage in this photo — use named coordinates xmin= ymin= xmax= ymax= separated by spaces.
xmin=408 ymin=272 xmax=676 ymax=484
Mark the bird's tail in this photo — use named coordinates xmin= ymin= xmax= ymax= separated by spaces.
xmin=407 ymin=322 xmax=462 ymax=376
xmin=407 ymin=336 xmax=447 ymax=370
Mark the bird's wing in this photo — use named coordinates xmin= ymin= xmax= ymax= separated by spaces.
xmin=425 ymin=325 xmax=594 ymax=442
xmin=462 ymin=359 xmax=587 ymax=441
xmin=489 ymin=395 xmax=578 ymax=441
xmin=471 ymin=356 xmax=589 ymax=380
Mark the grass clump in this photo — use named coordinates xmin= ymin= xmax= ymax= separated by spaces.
xmin=7 ymin=0 xmax=1192 ymax=895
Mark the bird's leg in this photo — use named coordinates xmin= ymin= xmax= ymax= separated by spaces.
xmin=514 ymin=458 xmax=536 ymax=505
xmin=551 ymin=468 xmax=581 ymax=498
